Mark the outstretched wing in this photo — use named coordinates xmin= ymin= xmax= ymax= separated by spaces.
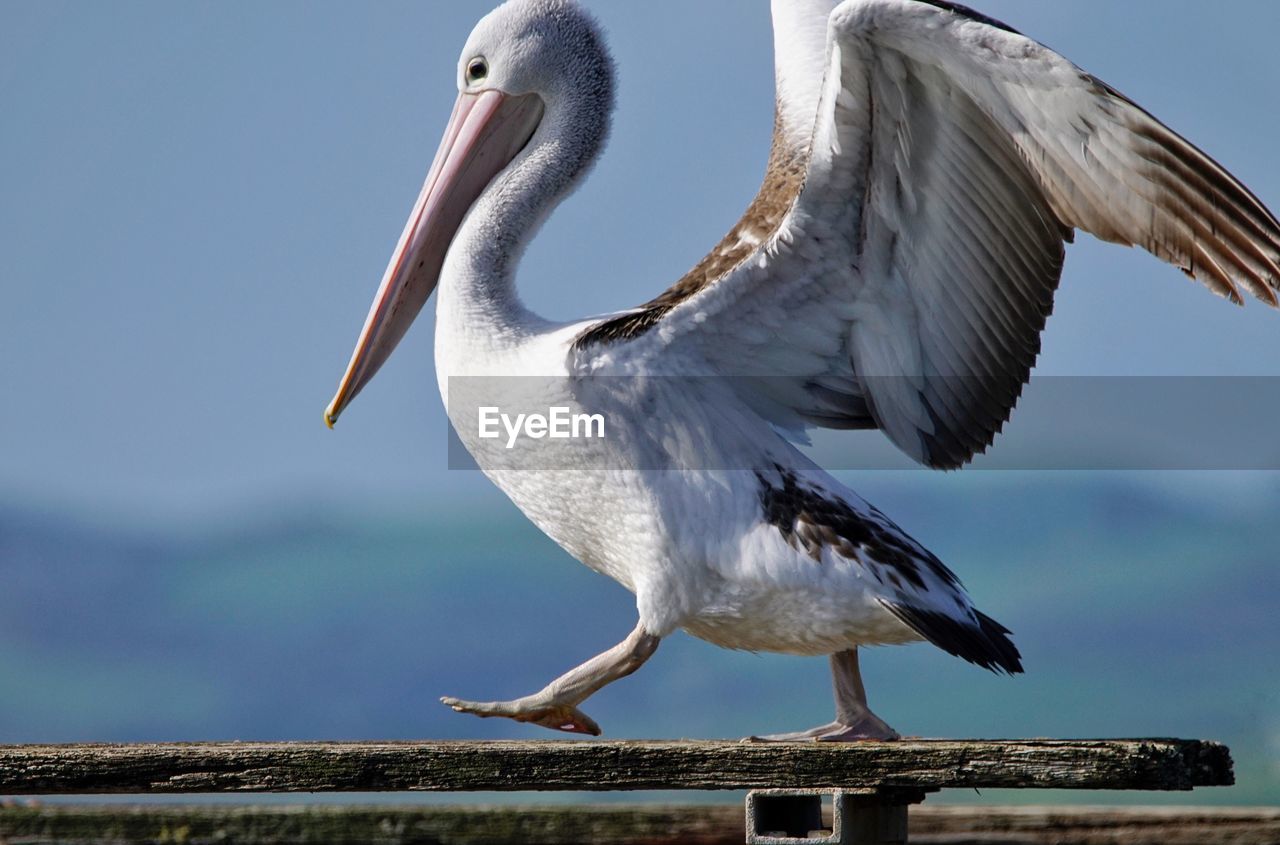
xmin=573 ymin=0 xmax=1280 ymax=468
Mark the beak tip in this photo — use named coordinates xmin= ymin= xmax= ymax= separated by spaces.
xmin=324 ymin=406 xmax=339 ymax=430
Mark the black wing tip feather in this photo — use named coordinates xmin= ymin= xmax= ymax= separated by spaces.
xmin=913 ymin=0 xmax=1021 ymax=35
xmin=882 ymin=601 xmax=1024 ymax=675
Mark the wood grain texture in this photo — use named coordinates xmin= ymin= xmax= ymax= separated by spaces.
xmin=0 ymin=804 xmax=1276 ymax=845
xmin=0 ymin=804 xmax=744 ymax=845
xmin=0 ymin=739 xmax=1231 ymax=795
xmin=909 ymin=805 xmax=1280 ymax=845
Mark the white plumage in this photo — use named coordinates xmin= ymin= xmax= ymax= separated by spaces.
xmin=326 ymin=0 xmax=1280 ymax=739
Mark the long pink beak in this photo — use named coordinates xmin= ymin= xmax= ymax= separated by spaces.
xmin=325 ymin=89 xmax=544 ymax=428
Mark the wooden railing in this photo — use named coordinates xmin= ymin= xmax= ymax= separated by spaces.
xmin=0 ymin=738 xmax=1239 ymax=844
xmin=1 ymin=804 xmax=1278 ymax=845
xmin=0 ymin=739 xmax=1232 ymax=793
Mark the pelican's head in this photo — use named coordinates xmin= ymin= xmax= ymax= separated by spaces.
xmin=460 ymin=0 xmax=613 ymax=113
xmin=324 ymin=0 xmax=613 ymax=428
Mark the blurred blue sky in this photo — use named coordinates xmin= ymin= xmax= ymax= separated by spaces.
xmin=2 ymin=0 xmax=1279 ymax=524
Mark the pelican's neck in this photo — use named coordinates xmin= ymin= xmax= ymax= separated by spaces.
xmin=436 ymin=93 xmax=611 ymax=359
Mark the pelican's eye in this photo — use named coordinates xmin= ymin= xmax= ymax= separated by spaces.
xmin=466 ymin=57 xmax=489 ymax=85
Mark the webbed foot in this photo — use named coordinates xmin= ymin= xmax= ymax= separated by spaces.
xmin=747 ymin=713 xmax=899 ymax=743
xmin=440 ymin=695 xmax=602 ymax=735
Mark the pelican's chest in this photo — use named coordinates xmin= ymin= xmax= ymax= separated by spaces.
xmin=432 ymin=325 xmax=665 ymax=589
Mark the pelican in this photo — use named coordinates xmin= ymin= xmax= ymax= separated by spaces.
xmin=325 ymin=0 xmax=1280 ymax=740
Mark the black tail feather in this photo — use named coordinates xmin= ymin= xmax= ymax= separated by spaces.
xmin=881 ymin=602 xmax=1024 ymax=675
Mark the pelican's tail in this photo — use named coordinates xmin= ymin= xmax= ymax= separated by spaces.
xmin=880 ymin=601 xmax=1024 ymax=675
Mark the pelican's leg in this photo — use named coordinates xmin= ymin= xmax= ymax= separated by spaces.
xmin=441 ymin=621 xmax=660 ymax=736
xmin=751 ymin=648 xmax=900 ymax=742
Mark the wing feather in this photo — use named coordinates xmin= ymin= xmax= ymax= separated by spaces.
xmin=573 ymin=0 xmax=1280 ymax=468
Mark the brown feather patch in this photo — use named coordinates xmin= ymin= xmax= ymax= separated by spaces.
xmin=574 ymin=112 xmax=808 ymax=348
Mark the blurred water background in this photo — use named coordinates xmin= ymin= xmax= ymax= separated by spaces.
xmin=3 ymin=474 xmax=1277 ymax=805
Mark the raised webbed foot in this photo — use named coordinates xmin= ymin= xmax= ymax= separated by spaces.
xmin=440 ymin=695 xmax=602 ymax=735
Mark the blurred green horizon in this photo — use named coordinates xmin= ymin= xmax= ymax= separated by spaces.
xmin=3 ymin=474 xmax=1276 ymax=805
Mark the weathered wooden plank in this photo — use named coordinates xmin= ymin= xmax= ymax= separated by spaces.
xmin=0 ymin=739 xmax=1231 ymax=794
xmin=0 ymin=804 xmax=743 ymax=845
xmin=910 ymin=805 xmax=1280 ymax=845
xmin=0 ymin=804 xmax=1276 ymax=845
